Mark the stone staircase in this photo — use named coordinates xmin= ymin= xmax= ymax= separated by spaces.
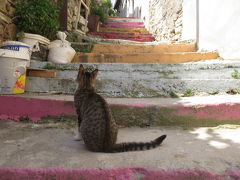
xmin=26 ymin=59 xmax=240 ymax=97
xmin=90 ymin=17 xmax=155 ymax=42
xmin=25 ymin=18 xmax=224 ymax=97
xmin=72 ymin=43 xmax=218 ymax=63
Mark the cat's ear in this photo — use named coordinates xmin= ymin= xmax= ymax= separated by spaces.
xmin=79 ymin=64 xmax=84 ymax=73
xmin=91 ymin=69 xmax=98 ymax=79
xmin=76 ymin=64 xmax=84 ymax=81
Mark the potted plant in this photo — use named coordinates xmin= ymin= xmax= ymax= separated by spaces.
xmin=88 ymin=0 xmax=114 ymax=32
xmin=14 ymin=0 xmax=62 ymax=60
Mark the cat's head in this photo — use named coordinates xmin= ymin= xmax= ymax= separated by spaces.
xmin=76 ymin=64 xmax=98 ymax=90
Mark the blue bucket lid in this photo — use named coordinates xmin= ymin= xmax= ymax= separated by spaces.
xmin=1 ymin=45 xmax=30 ymax=48
xmin=1 ymin=41 xmax=30 ymax=48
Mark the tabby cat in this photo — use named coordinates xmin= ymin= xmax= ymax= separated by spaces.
xmin=74 ymin=64 xmax=166 ymax=153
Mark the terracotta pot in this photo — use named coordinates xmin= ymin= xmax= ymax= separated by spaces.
xmin=88 ymin=15 xmax=100 ymax=32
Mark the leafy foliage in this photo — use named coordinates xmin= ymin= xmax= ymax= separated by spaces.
xmin=91 ymin=0 xmax=116 ymax=23
xmin=231 ymin=69 xmax=240 ymax=79
xmin=170 ymin=91 xmax=179 ymax=98
xmin=14 ymin=0 xmax=61 ymax=39
xmin=43 ymin=63 xmax=56 ymax=70
xmin=183 ymin=89 xmax=194 ymax=97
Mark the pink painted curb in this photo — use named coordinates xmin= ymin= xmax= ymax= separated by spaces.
xmin=0 ymin=96 xmax=75 ymax=121
xmin=0 ymin=167 xmax=239 ymax=180
xmin=1 ymin=96 xmax=240 ymax=125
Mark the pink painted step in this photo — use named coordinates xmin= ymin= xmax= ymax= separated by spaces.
xmin=101 ymin=22 xmax=144 ymax=28
xmin=0 ymin=167 xmax=239 ymax=180
xmin=92 ymin=32 xmax=155 ymax=42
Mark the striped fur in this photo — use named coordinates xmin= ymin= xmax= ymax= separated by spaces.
xmin=107 ymin=135 xmax=167 ymax=153
xmin=74 ymin=64 xmax=166 ymax=153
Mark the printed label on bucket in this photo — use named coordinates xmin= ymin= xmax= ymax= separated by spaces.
xmin=13 ymin=66 xmax=26 ymax=94
xmin=13 ymin=73 xmax=26 ymax=94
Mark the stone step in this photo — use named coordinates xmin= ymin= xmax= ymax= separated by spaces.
xmin=107 ymin=17 xmax=143 ymax=23
xmin=99 ymin=27 xmax=149 ymax=34
xmin=2 ymin=94 xmax=240 ymax=127
xmin=91 ymin=32 xmax=154 ymax=42
xmin=27 ymin=60 xmax=240 ymax=97
xmin=72 ymin=52 xmax=218 ymax=63
xmin=91 ymin=43 xmax=196 ymax=53
xmin=101 ymin=22 xmax=145 ymax=28
xmin=26 ymin=76 xmax=240 ymax=97
xmin=32 ymin=60 xmax=240 ymax=79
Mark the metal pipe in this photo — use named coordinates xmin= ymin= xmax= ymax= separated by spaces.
xmin=196 ymin=0 xmax=199 ymax=50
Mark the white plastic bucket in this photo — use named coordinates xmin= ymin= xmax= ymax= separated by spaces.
xmin=0 ymin=41 xmax=31 ymax=94
xmin=19 ymin=33 xmax=50 ymax=52
xmin=1 ymin=41 xmax=32 ymax=63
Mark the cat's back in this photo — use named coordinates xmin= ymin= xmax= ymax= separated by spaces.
xmin=74 ymin=90 xmax=110 ymax=116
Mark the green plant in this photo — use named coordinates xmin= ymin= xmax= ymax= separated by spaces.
xmin=17 ymin=31 xmax=25 ymax=39
xmin=108 ymin=8 xmax=117 ymax=17
xmin=170 ymin=91 xmax=179 ymax=98
xmin=92 ymin=5 xmax=107 ymax=23
xmin=231 ymin=69 xmax=239 ymax=79
xmin=43 ymin=63 xmax=56 ymax=70
xmin=71 ymin=45 xmax=91 ymax=53
xmin=14 ymin=0 xmax=61 ymax=39
xmin=209 ymin=91 xmax=219 ymax=95
xmin=80 ymin=48 xmax=91 ymax=53
xmin=226 ymin=89 xmax=240 ymax=95
xmin=68 ymin=33 xmax=79 ymax=42
xmin=91 ymin=0 xmax=115 ymax=23
xmin=183 ymin=89 xmax=194 ymax=97
xmin=19 ymin=116 xmax=30 ymax=122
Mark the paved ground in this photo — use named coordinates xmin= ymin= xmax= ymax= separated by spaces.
xmin=0 ymin=120 xmax=239 ymax=173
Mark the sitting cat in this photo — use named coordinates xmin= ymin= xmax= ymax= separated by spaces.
xmin=74 ymin=64 xmax=166 ymax=153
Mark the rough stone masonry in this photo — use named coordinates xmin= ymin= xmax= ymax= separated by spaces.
xmin=148 ymin=0 xmax=183 ymax=42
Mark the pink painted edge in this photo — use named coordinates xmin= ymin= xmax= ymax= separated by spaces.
xmin=0 ymin=167 xmax=238 ymax=180
xmin=1 ymin=96 xmax=240 ymax=121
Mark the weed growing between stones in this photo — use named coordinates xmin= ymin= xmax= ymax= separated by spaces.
xmin=18 ymin=115 xmax=77 ymax=129
xmin=231 ymin=69 xmax=240 ymax=79
xmin=170 ymin=91 xmax=179 ymax=98
xmin=183 ymin=89 xmax=194 ymax=97
xmin=43 ymin=63 xmax=56 ymax=70
xmin=226 ymin=89 xmax=240 ymax=95
xmin=209 ymin=91 xmax=219 ymax=95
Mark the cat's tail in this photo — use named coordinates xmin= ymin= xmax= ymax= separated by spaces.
xmin=107 ymin=135 xmax=167 ymax=153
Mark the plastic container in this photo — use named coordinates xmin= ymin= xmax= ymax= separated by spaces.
xmin=19 ymin=33 xmax=50 ymax=52
xmin=19 ymin=33 xmax=50 ymax=61
xmin=0 ymin=41 xmax=31 ymax=94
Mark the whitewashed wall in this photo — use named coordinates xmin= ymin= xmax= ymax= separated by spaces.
xmin=183 ymin=0 xmax=240 ymax=59
xmin=116 ymin=0 xmax=182 ymax=42
xmin=116 ymin=0 xmax=149 ymax=20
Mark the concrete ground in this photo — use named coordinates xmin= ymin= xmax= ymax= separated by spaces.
xmin=0 ymin=120 xmax=239 ymax=173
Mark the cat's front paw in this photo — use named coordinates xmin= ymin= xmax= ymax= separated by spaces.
xmin=74 ymin=132 xmax=82 ymax=141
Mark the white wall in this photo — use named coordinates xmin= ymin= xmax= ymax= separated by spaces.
xmin=116 ymin=0 xmax=149 ymax=19
xmin=111 ymin=0 xmax=117 ymax=7
xmin=183 ymin=0 xmax=240 ymax=59
xmin=116 ymin=0 xmax=150 ymax=27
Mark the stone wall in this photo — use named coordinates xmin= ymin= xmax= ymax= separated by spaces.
xmin=67 ymin=0 xmax=90 ymax=32
xmin=148 ymin=0 xmax=183 ymax=42
xmin=0 ymin=0 xmax=16 ymax=42
xmin=67 ymin=0 xmax=79 ymax=31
